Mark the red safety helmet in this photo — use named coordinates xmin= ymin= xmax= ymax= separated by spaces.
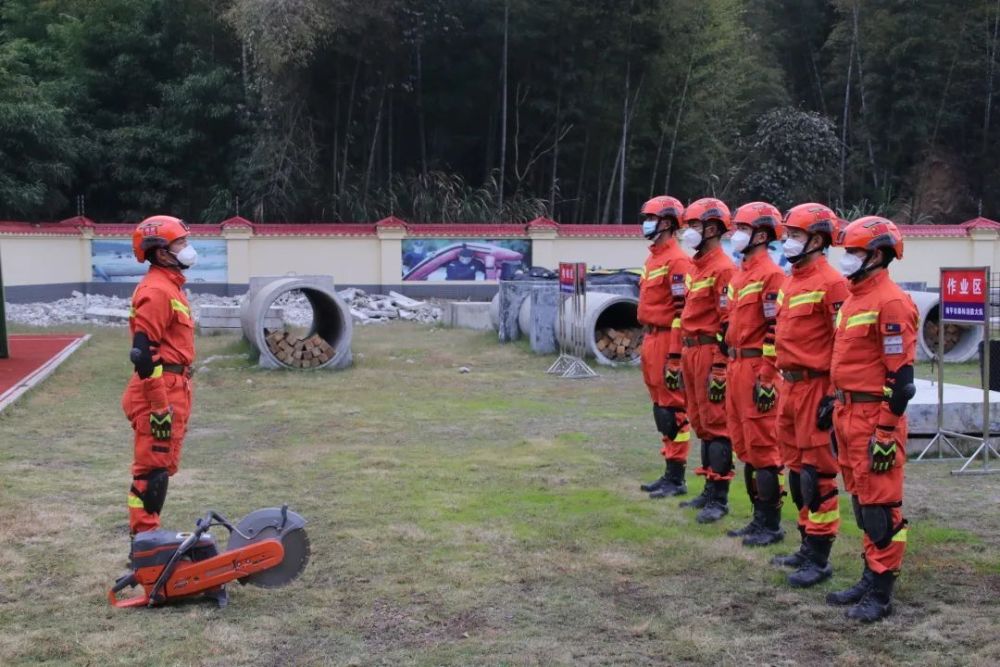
xmin=640 ymin=195 xmax=685 ymax=222
xmin=132 ymin=215 xmax=190 ymax=263
xmin=781 ymin=203 xmax=840 ymax=244
xmin=732 ymin=201 xmax=781 ymax=234
xmin=683 ymin=198 xmax=732 ymax=232
xmin=838 ymin=215 xmax=904 ymax=260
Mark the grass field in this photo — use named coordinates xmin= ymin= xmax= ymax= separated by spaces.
xmin=1 ymin=323 xmax=999 ymax=666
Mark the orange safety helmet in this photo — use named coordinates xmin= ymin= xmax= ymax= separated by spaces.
xmin=683 ymin=197 xmax=732 ymax=231
xmin=838 ymin=215 xmax=904 ymax=260
xmin=732 ymin=201 xmax=781 ymax=234
xmin=132 ymin=215 xmax=190 ymax=263
xmin=781 ymin=203 xmax=840 ymax=243
xmin=640 ymin=195 xmax=685 ymax=222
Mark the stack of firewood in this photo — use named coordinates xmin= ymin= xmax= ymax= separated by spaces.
xmin=596 ymin=327 xmax=643 ymax=362
xmin=923 ymin=319 xmax=963 ymax=354
xmin=265 ymin=329 xmax=335 ymax=368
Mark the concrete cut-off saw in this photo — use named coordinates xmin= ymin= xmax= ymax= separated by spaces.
xmin=109 ymin=505 xmax=309 ymax=609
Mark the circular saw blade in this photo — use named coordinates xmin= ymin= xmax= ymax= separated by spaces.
xmin=227 ymin=507 xmax=310 ymax=588
xmin=241 ymin=527 xmax=310 ymax=588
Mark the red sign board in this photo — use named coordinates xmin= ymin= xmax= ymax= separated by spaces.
xmin=559 ymin=262 xmax=587 ymax=294
xmin=940 ymin=267 xmax=988 ymax=323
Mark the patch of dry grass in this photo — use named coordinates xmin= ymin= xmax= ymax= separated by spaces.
xmin=0 ymin=323 xmax=998 ymax=665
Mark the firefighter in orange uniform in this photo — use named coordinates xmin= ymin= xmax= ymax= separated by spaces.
xmin=677 ymin=198 xmax=737 ymax=523
xmin=637 ymin=196 xmax=695 ymax=498
xmin=122 ymin=216 xmax=197 ymax=541
xmin=828 ymin=216 xmax=916 ymax=622
xmin=770 ymin=204 xmax=851 ymax=588
xmin=722 ymin=203 xmax=786 ymax=546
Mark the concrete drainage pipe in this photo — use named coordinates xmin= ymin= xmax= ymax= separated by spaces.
xmin=556 ymin=291 xmax=641 ymax=367
xmin=907 ymin=291 xmax=982 ymax=363
xmin=241 ymin=277 xmax=353 ymax=370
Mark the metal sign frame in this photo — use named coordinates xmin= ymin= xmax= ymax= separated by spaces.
xmin=547 ymin=262 xmax=597 ymax=379
xmin=916 ymin=267 xmax=999 ymax=473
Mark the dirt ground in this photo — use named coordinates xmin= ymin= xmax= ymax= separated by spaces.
xmin=0 ymin=323 xmax=998 ymax=666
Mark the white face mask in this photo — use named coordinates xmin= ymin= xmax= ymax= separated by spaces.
xmin=839 ymin=252 xmax=865 ymax=277
xmin=641 ymin=220 xmax=660 ymax=240
xmin=730 ymin=230 xmax=751 ymax=253
xmin=782 ymin=238 xmax=806 ymax=260
xmin=681 ymin=227 xmax=702 ymax=249
xmin=171 ymin=245 xmax=198 ymax=269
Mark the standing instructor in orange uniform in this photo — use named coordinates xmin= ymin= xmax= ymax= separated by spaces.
xmin=723 ymin=202 xmax=786 ymax=546
xmin=637 ymin=196 xmax=694 ymax=498
xmin=828 ymin=216 xmax=916 ymax=623
xmin=122 ymin=216 xmax=198 ymax=541
xmin=677 ymin=198 xmax=736 ymax=523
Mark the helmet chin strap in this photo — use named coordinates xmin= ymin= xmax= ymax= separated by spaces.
xmin=788 ymin=234 xmax=825 ymax=264
xmin=695 ymin=224 xmax=723 ymax=252
xmin=847 ymin=250 xmax=878 ymax=282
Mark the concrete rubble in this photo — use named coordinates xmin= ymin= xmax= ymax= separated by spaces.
xmin=5 ymin=288 xmax=441 ymax=328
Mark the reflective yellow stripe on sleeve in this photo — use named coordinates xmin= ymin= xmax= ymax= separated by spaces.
xmin=170 ymin=299 xmax=191 ymax=317
xmin=776 ymin=289 xmax=784 ymax=306
xmin=646 ymin=266 xmax=670 ymax=280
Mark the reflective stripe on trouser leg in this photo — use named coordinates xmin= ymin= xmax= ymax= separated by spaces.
xmin=661 ymin=422 xmax=692 ymax=462
xmin=127 ymin=478 xmax=161 ymax=534
xmin=862 ymin=505 xmax=907 ymax=574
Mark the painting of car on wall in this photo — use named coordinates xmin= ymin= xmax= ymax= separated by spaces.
xmin=401 ymin=238 xmax=532 ymax=281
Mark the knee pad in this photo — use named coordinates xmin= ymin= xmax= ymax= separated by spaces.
xmin=135 ymin=469 xmax=169 ymax=515
xmin=800 ymin=464 xmax=818 ymax=510
xmin=852 ymin=495 xmax=864 ymax=530
xmin=707 ymin=438 xmax=733 ymax=476
xmin=755 ymin=467 xmax=781 ymax=505
xmin=743 ymin=463 xmax=756 ymax=498
xmin=861 ymin=505 xmax=896 ymax=549
xmin=788 ymin=471 xmax=803 ymax=510
xmin=653 ymin=405 xmax=679 ymax=440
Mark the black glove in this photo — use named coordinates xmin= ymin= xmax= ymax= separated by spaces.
xmin=816 ymin=395 xmax=835 ymax=431
xmin=869 ymin=428 xmax=898 ymax=473
xmin=754 ymin=381 xmax=777 ymax=413
xmin=708 ymin=367 xmax=727 ymax=403
xmin=150 ymin=407 xmax=173 ymax=441
xmin=664 ymin=362 xmax=683 ymax=391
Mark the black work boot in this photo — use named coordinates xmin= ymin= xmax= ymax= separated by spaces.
xmin=846 ymin=571 xmax=896 ymax=623
xmin=727 ymin=501 xmax=763 ymax=537
xmin=743 ymin=505 xmax=784 ymax=547
xmin=649 ymin=461 xmax=687 ymax=498
xmin=696 ymin=480 xmax=730 ymax=524
xmin=640 ymin=462 xmax=670 ymax=494
xmin=771 ymin=525 xmax=807 ymax=568
xmin=827 ymin=559 xmax=875 ymax=606
xmin=680 ymin=480 xmax=711 ymax=509
xmin=788 ymin=535 xmax=833 ymax=587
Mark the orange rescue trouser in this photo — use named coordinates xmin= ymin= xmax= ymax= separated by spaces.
xmin=776 ymin=374 xmax=841 ymax=538
xmin=681 ymin=341 xmax=728 ymax=479
xmin=121 ymin=372 xmax=192 ymax=534
xmin=833 ymin=400 xmax=908 ymax=574
xmin=640 ymin=329 xmax=691 ymax=462
xmin=726 ymin=357 xmax=781 ymax=468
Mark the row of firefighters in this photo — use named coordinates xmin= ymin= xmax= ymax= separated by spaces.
xmin=637 ymin=197 xmax=917 ymax=624
xmin=116 ymin=207 xmax=916 ymax=624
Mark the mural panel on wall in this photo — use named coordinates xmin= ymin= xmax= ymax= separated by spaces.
xmin=401 ymin=238 xmax=532 ymax=281
xmin=91 ymin=239 xmax=228 ymax=283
